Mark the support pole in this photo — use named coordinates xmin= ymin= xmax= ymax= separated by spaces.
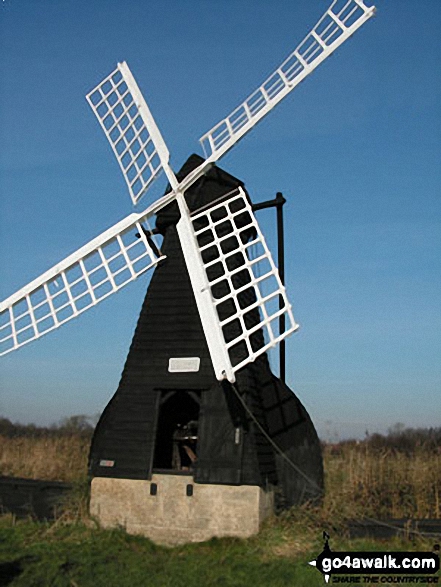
xmin=252 ymin=192 xmax=287 ymax=384
xmin=275 ymin=192 xmax=286 ymax=384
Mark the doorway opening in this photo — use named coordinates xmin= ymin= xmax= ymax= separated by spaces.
xmin=153 ymin=390 xmax=200 ymax=472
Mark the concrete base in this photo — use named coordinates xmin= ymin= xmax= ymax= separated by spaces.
xmin=90 ymin=474 xmax=274 ymax=545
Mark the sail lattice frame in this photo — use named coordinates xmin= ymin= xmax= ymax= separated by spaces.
xmin=190 ymin=188 xmax=298 ymax=380
xmin=0 ymin=212 xmax=164 ymax=356
xmin=87 ymin=62 xmax=175 ymax=205
xmin=200 ymin=0 xmax=375 ymax=160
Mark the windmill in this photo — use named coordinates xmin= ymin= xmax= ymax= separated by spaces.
xmin=0 ymin=1 xmax=375 ymax=543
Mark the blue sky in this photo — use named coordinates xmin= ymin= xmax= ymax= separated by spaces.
xmin=0 ymin=0 xmax=440 ymax=440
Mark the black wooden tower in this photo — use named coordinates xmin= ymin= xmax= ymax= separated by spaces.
xmin=89 ymin=155 xmax=323 ymax=510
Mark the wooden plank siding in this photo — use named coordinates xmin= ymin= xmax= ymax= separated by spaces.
xmin=89 ymin=155 xmax=323 ymax=507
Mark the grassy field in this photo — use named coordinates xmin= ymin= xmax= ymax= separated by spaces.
xmin=1 ymin=512 xmax=440 ymax=587
xmin=0 ymin=429 xmax=440 ymax=586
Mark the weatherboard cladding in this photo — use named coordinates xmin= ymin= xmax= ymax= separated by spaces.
xmin=89 ymin=156 xmax=323 ymax=504
xmin=89 ymin=157 xmax=246 ymax=481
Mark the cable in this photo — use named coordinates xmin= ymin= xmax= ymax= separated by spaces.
xmin=230 ymin=381 xmax=323 ymax=494
xmin=230 ymin=381 xmax=441 ymax=539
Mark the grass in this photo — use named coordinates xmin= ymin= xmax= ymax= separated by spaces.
xmin=0 ymin=513 xmax=440 ymax=587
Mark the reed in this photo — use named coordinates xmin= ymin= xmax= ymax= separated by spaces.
xmin=0 ymin=433 xmax=90 ymax=483
xmin=0 ymin=432 xmax=440 ymax=519
xmin=322 ymin=443 xmax=441 ymax=519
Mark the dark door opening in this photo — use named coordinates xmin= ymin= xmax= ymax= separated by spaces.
xmin=153 ymin=390 xmax=200 ymax=472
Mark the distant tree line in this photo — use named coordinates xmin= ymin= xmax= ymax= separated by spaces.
xmin=2 ymin=414 xmax=439 ymax=454
xmin=0 ymin=415 xmax=97 ymax=438
xmin=365 ymin=424 xmax=441 ymax=454
xmin=325 ymin=424 xmax=441 ymax=455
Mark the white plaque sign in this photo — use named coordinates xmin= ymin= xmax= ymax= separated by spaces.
xmin=168 ymin=357 xmax=201 ymax=373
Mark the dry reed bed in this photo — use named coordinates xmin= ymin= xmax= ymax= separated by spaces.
xmin=0 ymin=433 xmax=90 ymax=483
xmin=0 ymin=434 xmax=440 ymax=519
xmin=322 ymin=444 xmax=441 ymax=519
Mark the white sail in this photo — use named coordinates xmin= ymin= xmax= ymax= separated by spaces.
xmin=86 ymin=62 xmax=179 ymax=205
xmin=178 ymin=188 xmax=298 ymax=382
xmin=199 ymin=0 xmax=375 ymax=161
xmin=0 ymin=208 xmax=165 ymax=356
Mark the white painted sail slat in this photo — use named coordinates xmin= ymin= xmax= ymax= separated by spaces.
xmin=0 ymin=211 xmax=165 ymax=356
xmin=199 ymin=0 xmax=375 ymax=161
xmin=86 ymin=62 xmax=178 ymax=205
xmin=185 ymin=188 xmax=299 ymax=382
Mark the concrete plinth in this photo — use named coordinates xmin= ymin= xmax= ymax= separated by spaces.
xmin=90 ymin=474 xmax=274 ymax=545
